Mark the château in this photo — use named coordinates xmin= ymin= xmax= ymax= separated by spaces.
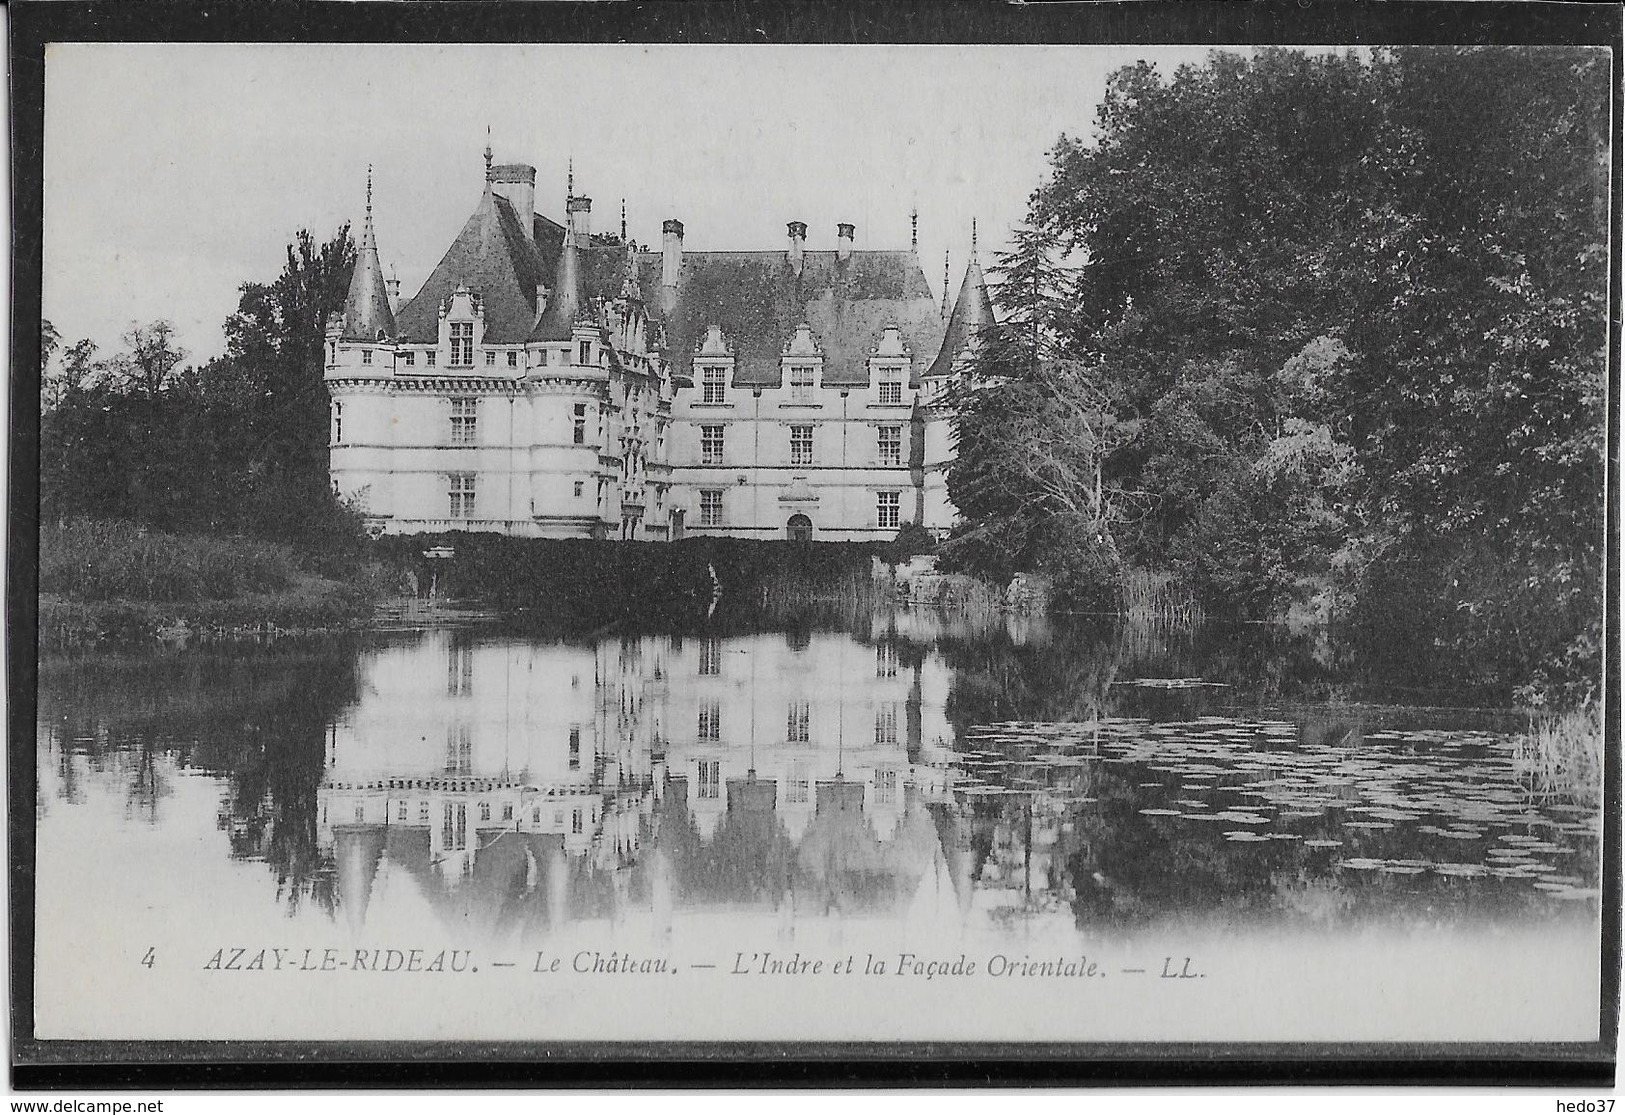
xmin=325 ymin=149 xmax=994 ymax=541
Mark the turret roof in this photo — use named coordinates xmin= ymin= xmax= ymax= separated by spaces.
xmin=340 ymin=191 xmax=398 ymax=342
xmin=925 ymin=255 xmax=996 ymax=379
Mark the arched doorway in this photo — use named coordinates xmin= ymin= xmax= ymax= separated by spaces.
xmin=786 ymin=513 xmax=813 ymax=542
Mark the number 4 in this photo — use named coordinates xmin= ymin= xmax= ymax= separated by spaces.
xmin=141 ymin=947 xmax=155 ymax=969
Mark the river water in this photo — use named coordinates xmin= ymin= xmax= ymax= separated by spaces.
xmin=33 ymin=609 xmax=1602 ymax=1045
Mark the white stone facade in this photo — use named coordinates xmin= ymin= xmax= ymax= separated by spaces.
xmin=326 ymin=158 xmax=988 ymax=541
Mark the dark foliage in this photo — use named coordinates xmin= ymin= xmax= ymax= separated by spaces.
xmin=41 ymin=226 xmax=368 ymax=576
xmin=953 ymin=46 xmax=1607 ymax=703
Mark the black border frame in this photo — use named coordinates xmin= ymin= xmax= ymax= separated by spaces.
xmin=8 ymin=0 xmax=1622 ymax=1090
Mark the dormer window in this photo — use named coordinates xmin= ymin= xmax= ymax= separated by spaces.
xmin=878 ymin=365 xmax=905 ymax=405
xmin=404 ymin=351 xmax=415 ymax=367
xmin=578 ymin=340 xmax=592 ymax=366
xmin=508 ymin=352 xmax=519 ymax=368
xmin=485 ymin=351 xmax=496 ymax=367
xmin=361 ymin=349 xmax=373 ymax=366
xmin=450 ymin=322 xmax=473 ymax=367
xmin=426 ymin=350 xmax=437 ymax=367
xmin=789 ymin=364 xmax=815 ymax=403
xmin=701 ymin=364 xmax=727 ymax=405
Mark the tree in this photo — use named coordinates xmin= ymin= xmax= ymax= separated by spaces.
xmin=955 ymin=46 xmax=1606 ymax=695
xmin=42 ymin=336 xmax=102 ymax=414
xmin=120 ymin=321 xmax=186 ymax=400
xmin=943 ymin=227 xmax=1139 ymax=603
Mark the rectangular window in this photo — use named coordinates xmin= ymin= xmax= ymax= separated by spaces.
xmin=701 ymin=425 xmax=724 ymax=465
xmin=698 ymin=759 xmax=721 ymax=801
xmin=698 ymin=702 xmax=720 ymax=742
xmin=502 ymin=802 xmax=514 ymax=821
xmin=568 ymin=725 xmax=581 ymax=770
xmin=702 ymin=364 xmax=726 ymax=405
xmin=426 ymin=350 xmax=437 ymax=367
xmin=485 ymin=350 xmax=496 ymax=367
xmin=572 ymin=809 xmax=583 ymax=834
xmin=404 ymin=351 xmax=416 ymax=367
xmin=553 ymin=809 xmax=564 ymax=827
xmin=508 ymin=351 xmax=519 ymax=368
xmin=699 ymin=637 xmax=721 ymax=677
xmin=331 ymin=401 xmax=343 ymax=445
xmin=361 ymin=349 xmax=372 ymax=365
xmin=875 ymin=766 xmax=898 ymax=804
xmin=573 ymin=403 xmax=587 ymax=445
xmin=450 ymin=322 xmax=474 ymax=367
xmin=877 ymin=490 xmax=900 ymax=530
xmin=787 ymin=700 xmax=810 ymax=745
xmin=789 ymin=364 xmax=815 ymax=403
xmin=479 ymin=802 xmax=491 ymax=822
xmin=878 ymin=425 xmax=901 ymax=466
xmin=700 ymin=489 xmax=723 ymax=528
xmin=790 ymin=425 xmax=814 ymax=466
xmin=449 ymin=473 xmax=477 ymax=519
xmin=878 ymin=367 xmax=904 ymax=405
xmin=397 ymin=800 xmax=407 ymax=822
xmin=450 ymin=397 xmax=477 ymax=445
xmin=578 ymin=340 xmax=592 ymax=366
xmin=786 ymin=762 xmax=810 ymax=805
xmin=876 ymin=642 xmax=900 ymax=679
xmin=420 ymin=800 xmax=430 ymax=822
xmin=875 ymin=704 xmax=899 ymax=747
xmin=573 ymin=480 xmax=584 ymax=498
xmin=445 ymin=721 xmax=471 ymax=774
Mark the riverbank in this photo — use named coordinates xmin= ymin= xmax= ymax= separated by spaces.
xmin=37 ymin=519 xmax=385 ymax=649
xmin=38 ymin=576 xmax=378 ymax=647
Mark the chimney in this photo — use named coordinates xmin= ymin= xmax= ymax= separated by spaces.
xmin=787 ymin=220 xmax=807 ymax=274
xmin=662 ymin=219 xmax=684 ymax=289
xmin=490 ymin=164 xmax=537 ymax=243
xmin=567 ymin=195 xmax=592 ymax=246
xmin=386 ymin=265 xmax=401 ymax=314
xmin=837 ymin=222 xmax=854 ymax=262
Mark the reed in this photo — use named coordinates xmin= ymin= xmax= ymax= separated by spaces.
xmin=1122 ymin=568 xmax=1204 ymax=624
xmin=40 ymin=519 xmax=300 ymax=603
xmin=1514 ymin=701 xmax=1603 ymax=806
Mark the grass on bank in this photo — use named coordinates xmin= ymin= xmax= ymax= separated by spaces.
xmin=41 ymin=518 xmax=302 ymax=602
xmin=38 ymin=519 xmax=382 ymax=644
xmin=1513 ymin=701 xmax=1604 ymax=806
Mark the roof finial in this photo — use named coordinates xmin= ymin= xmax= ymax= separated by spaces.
xmin=621 ymin=198 xmax=627 ymax=243
xmin=971 ymin=217 xmax=978 ymax=256
xmin=567 ymin=156 xmax=574 ymax=201
xmin=365 ymin=164 xmax=373 ymax=219
xmin=483 ymin=127 xmax=493 ymax=182
xmin=911 ymin=206 xmax=918 ymax=251
xmin=942 ymin=249 xmax=951 ymax=319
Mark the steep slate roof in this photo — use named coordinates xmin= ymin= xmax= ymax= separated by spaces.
xmin=925 ymin=256 xmax=996 ymax=379
xmin=529 ymin=230 xmax=629 ymax=342
xmin=341 ymin=208 xmax=397 ymax=342
xmin=395 ymin=187 xmax=547 ymax=344
xmin=633 ymin=250 xmax=946 ymax=388
xmin=396 ymin=187 xmax=947 ymax=380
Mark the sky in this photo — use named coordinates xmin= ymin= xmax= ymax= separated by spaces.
xmin=42 ymin=42 xmax=1224 ymax=365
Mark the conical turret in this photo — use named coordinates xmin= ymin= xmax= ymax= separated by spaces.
xmin=531 ymin=167 xmax=598 ymax=343
xmin=341 ymin=166 xmax=398 ymax=343
xmin=926 ymin=234 xmax=995 ymax=379
xmin=530 ymin=212 xmax=586 ymax=342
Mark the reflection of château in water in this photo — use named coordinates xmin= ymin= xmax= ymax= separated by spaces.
xmin=317 ymin=630 xmax=979 ymax=939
